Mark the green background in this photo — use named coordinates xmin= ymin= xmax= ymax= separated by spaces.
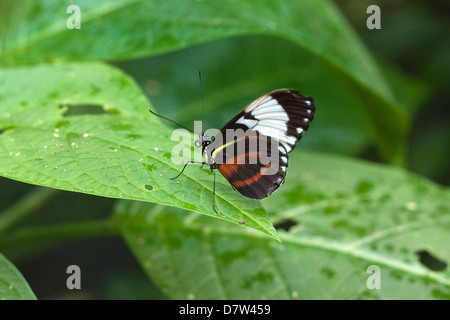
xmin=0 ymin=0 xmax=448 ymax=299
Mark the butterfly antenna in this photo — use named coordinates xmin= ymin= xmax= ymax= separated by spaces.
xmin=149 ymin=109 xmax=195 ymax=134
xmin=198 ymin=70 xmax=205 ymax=143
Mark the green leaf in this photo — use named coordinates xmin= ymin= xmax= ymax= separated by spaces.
xmin=0 ymin=62 xmax=278 ymax=240
xmin=0 ymin=253 xmax=36 ymax=300
xmin=115 ymin=152 xmax=450 ymax=299
xmin=1 ymin=0 xmax=408 ymax=163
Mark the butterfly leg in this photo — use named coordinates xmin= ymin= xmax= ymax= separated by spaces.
xmin=170 ymin=160 xmax=204 ymax=180
xmin=210 ymin=168 xmax=219 ymax=215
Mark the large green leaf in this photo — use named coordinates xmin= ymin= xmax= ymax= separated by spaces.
xmin=0 ymin=62 xmax=277 ymax=240
xmin=0 ymin=253 xmax=36 ymax=300
xmin=115 ymin=152 xmax=450 ymax=299
xmin=0 ymin=0 xmax=408 ymax=163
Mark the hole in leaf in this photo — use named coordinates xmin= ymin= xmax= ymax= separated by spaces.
xmin=273 ymin=219 xmax=298 ymax=231
xmin=415 ymin=249 xmax=447 ymax=272
xmin=144 ymin=184 xmax=154 ymax=191
xmin=0 ymin=126 xmax=15 ymax=135
xmin=60 ymin=104 xmax=118 ymax=117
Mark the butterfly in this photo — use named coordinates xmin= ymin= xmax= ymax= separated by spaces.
xmin=168 ymin=88 xmax=315 ymax=214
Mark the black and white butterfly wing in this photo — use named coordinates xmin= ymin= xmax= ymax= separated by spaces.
xmin=221 ymin=89 xmax=315 ymax=154
xmin=208 ymin=89 xmax=315 ymax=199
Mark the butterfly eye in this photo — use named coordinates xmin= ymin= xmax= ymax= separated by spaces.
xmin=194 ymin=139 xmax=202 ymax=148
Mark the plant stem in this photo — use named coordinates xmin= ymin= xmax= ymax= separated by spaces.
xmin=0 ymin=219 xmax=118 ymax=250
xmin=0 ymin=187 xmax=58 ymax=234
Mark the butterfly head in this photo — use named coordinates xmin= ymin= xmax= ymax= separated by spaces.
xmin=194 ymin=133 xmax=211 ymax=150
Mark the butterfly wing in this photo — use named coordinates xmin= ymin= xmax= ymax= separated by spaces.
xmin=213 ymin=132 xmax=289 ymax=199
xmin=221 ymin=89 xmax=315 ymax=153
xmin=206 ymin=89 xmax=315 ymax=199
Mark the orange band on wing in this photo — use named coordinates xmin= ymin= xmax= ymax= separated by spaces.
xmin=219 ymin=162 xmax=271 ymax=188
xmin=232 ymin=171 xmax=262 ymax=188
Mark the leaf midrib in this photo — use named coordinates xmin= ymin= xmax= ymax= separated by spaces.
xmin=141 ymin=214 xmax=450 ymax=287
